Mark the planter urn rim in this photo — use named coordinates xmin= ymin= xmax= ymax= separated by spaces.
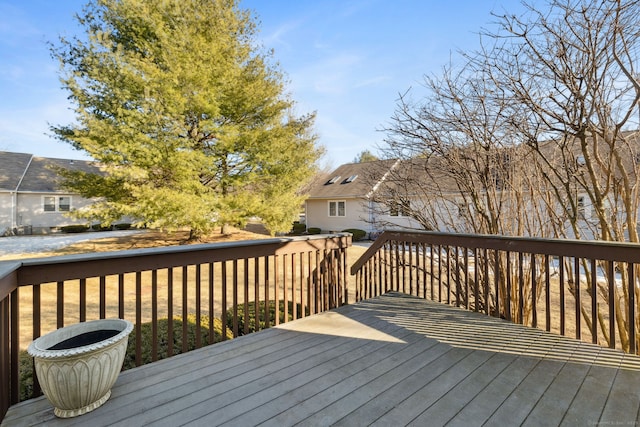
xmin=28 ymin=318 xmax=133 ymax=358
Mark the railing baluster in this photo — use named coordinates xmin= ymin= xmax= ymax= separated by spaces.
xmin=182 ymin=266 xmax=188 ymax=351
xmin=274 ymin=255 xmax=280 ymax=325
xmin=473 ymin=248 xmax=479 ymax=312
xmin=408 ymin=242 xmax=413 ymax=295
xmin=291 ymin=255 xmax=296 ymax=320
xmin=628 ymin=262 xmax=636 ymax=354
xmin=464 ymin=248 xmax=469 ymax=310
xmin=243 ymin=259 xmax=249 ymax=334
xmin=506 ymin=251 xmax=512 ymax=322
xmin=255 ymin=257 xmax=260 ymax=330
xmin=438 ymin=245 xmax=443 ymax=303
xmin=196 ymin=264 xmax=202 ymax=347
xmin=283 ymin=254 xmax=288 ymax=323
xmin=608 ymin=260 xmax=615 ymax=349
xmin=222 ymin=261 xmax=228 ymax=340
xmin=135 ymin=271 xmax=142 ymax=366
xmin=209 ymin=263 xmax=215 ymax=345
xmin=531 ymin=254 xmax=537 ymax=328
xmin=559 ymin=256 xmax=565 ymax=336
xmin=232 ymin=260 xmax=239 ymax=338
xmin=430 ymin=244 xmax=435 ymax=301
xmin=79 ymin=278 xmax=86 ymax=322
xmin=265 ymin=257 xmax=270 ymax=325
xmin=494 ymin=250 xmax=500 ymax=318
xmin=152 ymin=269 xmax=158 ymax=361
xmin=574 ymin=256 xmax=581 ymax=340
xmin=118 ymin=273 xmax=125 ymax=320
xmin=591 ymin=259 xmax=597 ymax=345
xmin=168 ymin=268 xmax=174 ymax=354
xmin=99 ymin=276 xmax=106 ymax=319
xmin=56 ymin=281 xmax=64 ymax=328
xmin=545 ymin=254 xmax=551 ymax=332
xmin=446 ymin=246 xmax=451 ymax=305
xmin=518 ymin=252 xmax=524 ymax=324
xmin=483 ymin=248 xmax=489 ymax=315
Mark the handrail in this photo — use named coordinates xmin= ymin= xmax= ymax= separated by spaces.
xmin=351 ymin=230 xmax=640 ymax=274
xmin=0 ymin=233 xmax=352 ymax=421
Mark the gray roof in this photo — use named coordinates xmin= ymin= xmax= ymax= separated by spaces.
xmin=307 ymin=159 xmax=398 ymax=199
xmin=0 ymin=151 xmax=100 ymax=193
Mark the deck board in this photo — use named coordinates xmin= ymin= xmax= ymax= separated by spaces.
xmin=5 ymin=292 xmax=640 ymax=427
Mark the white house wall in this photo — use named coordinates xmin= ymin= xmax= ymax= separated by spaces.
xmin=0 ymin=193 xmax=12 ymax=233
xmin=17 ymin=193 xmax=94 ymax=231
xmin=306 ymin=198 xmax=373 ymax=233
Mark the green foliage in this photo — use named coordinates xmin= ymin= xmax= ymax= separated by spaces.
xmin=91 ymin=223 xmax=113 ymax=231
xmin=342 ymin=228 xmax=367 ymax=241
xmin=227 ymin=300 xmax=304 ymax=336
xmin=353 ymin=150 xmax=379 ymax=163
xmin=307 ymin=227 xmax=322 ymax=234
xmin=61 ymin=224 xmax=89 ymax=233
xmin=51 ymin=0 xmax=323 ymax=238
xmin=290 ymin=221 xmax=306 ymax=235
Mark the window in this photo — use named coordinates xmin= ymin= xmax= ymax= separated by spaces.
xmin=44 ymin=196 xmax=56 ymax=212
xmin=59 ymin=196 xmax=71 ymax=212
xmin=43 ymin=196 xmax=72 ymax=212
xmin=577 ymin=196 xmax=586 ymax=220
xmin=390 ymin=201 xmax=410 ymax=217
xmin=329 ymin=200 xmax=346 ymax=217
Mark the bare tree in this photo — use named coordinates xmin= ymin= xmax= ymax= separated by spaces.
xmin=378 ymin=0 xmax=640 ymax=343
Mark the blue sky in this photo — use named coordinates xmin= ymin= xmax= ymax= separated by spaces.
xmin=0 ymin=0 xmax=529 ymax=168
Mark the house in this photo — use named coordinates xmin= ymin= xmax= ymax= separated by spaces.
xmin=0 ymin=151 xmax=101 ymax=235
xmin=305 ymin=159 xmax=422 ymax=237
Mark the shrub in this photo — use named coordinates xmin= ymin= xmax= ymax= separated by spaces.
xmin=114 ymin=223 xmax=132 ymax=230
xmin=60 ymin=224 xmax=89 ymax=233
xmin=342 ymin=228 xmax=366 ymax=241
xmin=227 ymin=300 xmax=304 ymax=336
xmin=123 ymin=315 xmax=231 ymax=369
xmin=291 ymin=221 xmax=306 ymax=235
xmin=307 ymin=227 xmax=321 ymax=234
xmin=91 ymin=224 xmax=112 ymax=231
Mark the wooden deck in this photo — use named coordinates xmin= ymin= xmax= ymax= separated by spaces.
xmin=5 ymin=292 xmax=640 ymax=426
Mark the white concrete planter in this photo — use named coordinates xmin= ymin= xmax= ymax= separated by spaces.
xmin=27 ymin=318 xmax=133 ymax=418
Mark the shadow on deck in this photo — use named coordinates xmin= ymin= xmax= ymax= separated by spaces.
xmin=5 ymin=292 xmax=640 ymax=426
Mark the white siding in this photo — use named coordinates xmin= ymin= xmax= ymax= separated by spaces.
xmin=305 ymin=198 xmax=373 ymax=234
xmin=17 ymin=193 xmax=95 ymax=229
xmin=0 ymin=193 xmax=12 ymax=232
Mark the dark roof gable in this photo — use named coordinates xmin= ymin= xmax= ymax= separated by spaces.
xmin=0 ymin=151 xmax=100 ymax=193
xmin=307 ymin=159 xmax=397 ymax=199
xmin=0 ymin=151 xmax=33 ymax=191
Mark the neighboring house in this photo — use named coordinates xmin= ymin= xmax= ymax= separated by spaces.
xmin=0 ymin=151 xmax=101 ymax=235
xmin=306 ymin=159 xmax=419 ymax=236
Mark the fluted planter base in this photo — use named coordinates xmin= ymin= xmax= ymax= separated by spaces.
xmin=27 ymin=319 xmax=133 ymax=418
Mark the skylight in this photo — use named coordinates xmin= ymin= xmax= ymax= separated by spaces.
xmin=345 ymin=174 xmax=358 ymax=183
xmin=326 ymin=176 xmax=341 ymax=185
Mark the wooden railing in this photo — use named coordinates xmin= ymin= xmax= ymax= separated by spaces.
xmin=352 ymin=230 xmax=640 ymax=356
xmin=0 ymin=234 xmax=351 ymax=420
